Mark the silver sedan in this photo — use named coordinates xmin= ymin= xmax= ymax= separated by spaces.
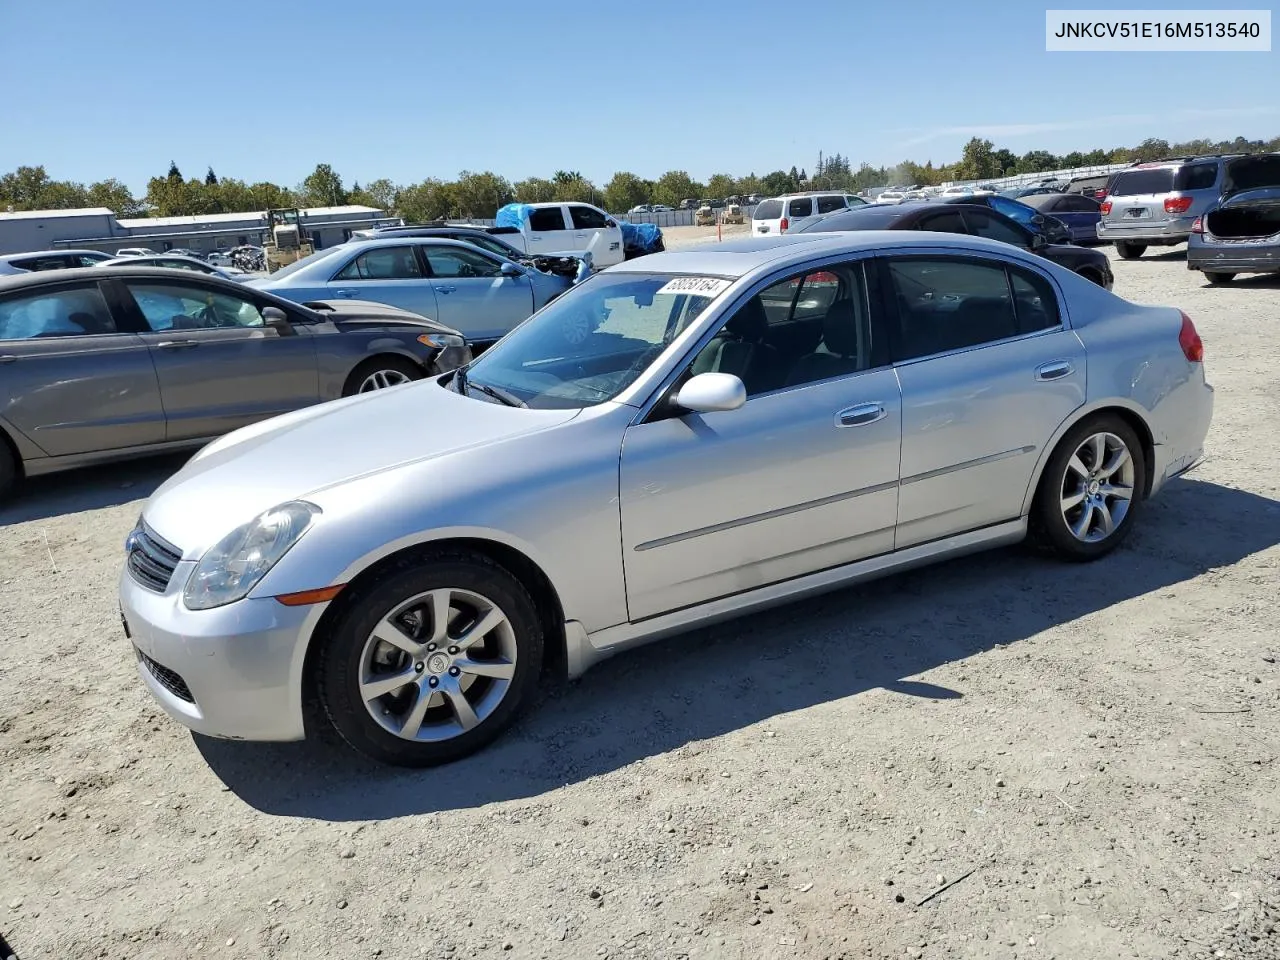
xmin=120 ymin=231 xmax=1214 ymax=766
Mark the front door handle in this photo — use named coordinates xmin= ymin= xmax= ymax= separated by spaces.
xmin=1035 ymin=360 xmax=1075 ymax=381
xmin=836 ymin=402 xmax=886 ymax=428
xmin=436 ymin=285 xmax=457 ymax=294
xmin=333 ymin=288 xmax=358 ymax=298
xmin=156 ymin=340 xmax=199 ymax=350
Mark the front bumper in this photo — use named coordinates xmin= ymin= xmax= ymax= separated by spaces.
xmin=1096 ymin=216 xmax=1195 ymax=244
xmin=119 ymin=564 xmax=316 ymax=741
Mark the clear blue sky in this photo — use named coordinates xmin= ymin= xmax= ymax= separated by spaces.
xmin=1 ymin=0 xmax=1276 ymax=193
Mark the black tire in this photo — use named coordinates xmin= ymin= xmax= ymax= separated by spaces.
xmin=1076 ymin=268 xmax=1107 ymax=287
xmin=1206 ymin=272 xmax=1237 ymax=285
xmin=0 ymin=440 xmax=17 ymax=502
xmin=341 ymin=355 xmax=424 ymax=397
xmin=316 ymin=550 xmax=544 ymax=767
xmin=1032 ymin=414 xmax=1146 ymax=562
xmin=1115 ymin=242 xmax=1147 ymax=260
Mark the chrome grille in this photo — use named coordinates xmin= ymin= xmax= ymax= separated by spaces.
xmin=137 ymin=649 xmax=194 ymax=703
xmin=126 ymin=524 xmax=182 ymax=593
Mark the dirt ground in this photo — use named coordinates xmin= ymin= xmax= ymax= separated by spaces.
xmin=3 ymin=247 xmax=1279 ymax=960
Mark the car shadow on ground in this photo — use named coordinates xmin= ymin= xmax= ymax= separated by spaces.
xmin=197 ymin=477 xmax=1280 ymax=820
xmin=0 ymin=453 xmax=188 ymax=526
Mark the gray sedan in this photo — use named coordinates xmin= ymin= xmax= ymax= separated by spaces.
xmin=0 ymin=267 xmax=470 ymax=498
xmin=249 ymin=237 xmax=575 ymax=344
xmin=96 ymin=253 xmax=254 ymax=282
xmin=120 ymin=232 xmax=1213 ymax=767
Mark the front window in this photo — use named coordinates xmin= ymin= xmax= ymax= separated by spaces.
xmin=125 ymin=282 xmax=264 ymax=331
xmin=458 ymin=273 xmax=723 ymax=409
xmin=569 ymin=205 xmax=609 ymax=230
xmin=423 ymin=246 xmax=503 ymax=278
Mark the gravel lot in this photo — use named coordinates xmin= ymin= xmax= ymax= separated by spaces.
xmin=3 ymin=247 xmax=1279 ymax=960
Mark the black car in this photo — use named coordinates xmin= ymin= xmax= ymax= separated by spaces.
xmin=935 ymin=194 xmax=1075 ymax=245
xmin=795 ymin=202 xmax=1114 ymax=288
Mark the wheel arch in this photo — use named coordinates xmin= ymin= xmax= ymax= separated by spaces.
xmin=300 ymin=535 xmax=568 ymax=729
xmin=342 ymin=349 xmax=434 ymax=392
xmin=1020 ymin=400 xmax=1157 ymax=516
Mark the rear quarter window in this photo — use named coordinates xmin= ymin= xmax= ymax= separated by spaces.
xmin=753 ymin=200 xmax=783 ymax=220
xmin=1109 ymin=169 xmax=1175 ymax=196
xmin=1175 ymin=163 xmax=1218 ymax=191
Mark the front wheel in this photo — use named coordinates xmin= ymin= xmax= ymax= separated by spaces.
xmin=1032 ymin=415 xmax=1145 ymax=561
xmin=316 ymin=551 xmax=544 ymax=766
xmin=1115 ymin=242 xmax=1147 ymax=260
xmin=342 ymin=356 xmax=423 ymax=397
xmin=1206 ymin=272 xmax=1237 ymax=285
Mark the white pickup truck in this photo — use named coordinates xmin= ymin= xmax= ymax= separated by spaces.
xmin=491 ymin=202 xmax=626 ymax=268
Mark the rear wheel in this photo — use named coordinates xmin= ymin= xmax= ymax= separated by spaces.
xmin=341 ymin=356 xmax=423 ymax=397
xmin=316 ymin=551 xmax=544 ymax=767
xmin=1206 ymin=272 xmax=1237 ymax=285
xmin=1115 ymin=242 xmax=1147 ymax=260
xmin=1032 ymin=414 xmax=1145 ymax=562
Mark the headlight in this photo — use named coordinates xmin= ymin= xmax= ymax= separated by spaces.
xmin=183 ymin=501 xmax=319 ymax=610
xmin=418 ymin=332 xmax=466 ymax=349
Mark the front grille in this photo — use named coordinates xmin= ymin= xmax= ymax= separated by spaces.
xmin=126 ymin=525 xmax=182 ymax=593
xmin=137 ymin=649 xmax=195 ymax=703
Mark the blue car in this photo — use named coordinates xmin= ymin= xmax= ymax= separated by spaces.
xmin=1020 ymin=193 xmax=1105 ymax=245
xmin=249 ymin=238 xmax=576 ymax=345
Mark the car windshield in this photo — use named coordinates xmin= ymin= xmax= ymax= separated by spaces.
xmin=458 ymin=272 xmax=723 ymax=410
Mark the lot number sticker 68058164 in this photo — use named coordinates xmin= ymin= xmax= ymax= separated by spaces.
xmin=657 ymin=277 xmax=732 ymax=297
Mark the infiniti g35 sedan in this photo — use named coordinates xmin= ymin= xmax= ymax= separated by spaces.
xmin=120 ymin=231 xmax=1213 ymax=767
xmin=0 ymin=267 xmax=470 ymax=499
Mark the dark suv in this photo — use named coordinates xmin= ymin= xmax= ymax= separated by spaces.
xmin=1096 ymin=156 xmax=1243 ymax=259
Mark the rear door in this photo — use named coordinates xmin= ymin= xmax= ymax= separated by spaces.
xmin=524 ymin=205 xmax=573 ymax=255
xmin=884 ymin=254 xmax=1085 ymax=547
xmin=417 ymin=243 xmax=533 ymax=341
xmin=0 ymin=280 xmax=165 ymax=456
xmin=118 ymin=278 xmax=319 ymax=441
xmin=324 ymin=245 xmax=440 ymax=321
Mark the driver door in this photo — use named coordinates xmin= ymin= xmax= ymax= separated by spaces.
xmin=618 ymin=260 xmax=902 ymax=621
xmin=418 ymin=243 xmax=534 ymax=342
xmin=119 ymin=278 xmax=319 ymax=441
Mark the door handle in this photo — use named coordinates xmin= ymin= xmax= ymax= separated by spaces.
xmin=156 ymin=340 xmax=199 ymax=350
xmin=0 ymin=355 xmax=16 ymax=364
xmin=836 ymin=402 xmax=886 ymax=428
xmin=1035 ymin=360 xmax=1074 ymax=381
xmin=334 ymin=288 xmax=357 ymax=298
xmin=436 ymin=285 xmax=457 ymax=294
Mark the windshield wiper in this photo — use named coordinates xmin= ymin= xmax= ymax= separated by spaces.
xmin=452 ymin=362 xmax=471 ymax=396
xmin=470 ymin=381 xmax=527 ymax=408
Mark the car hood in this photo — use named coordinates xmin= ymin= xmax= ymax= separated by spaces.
xmin=1224 ymin=154 xmax=1280 ymax=196
xmin=143 ymin=382 xmax=579 ymax=556
xmin=303 ymin=298 xmax=460 ymax=335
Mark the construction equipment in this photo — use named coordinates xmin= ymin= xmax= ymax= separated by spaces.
xmin=722 ymin=202 xmax=745 ymax=225
xmin=695 ymin=203 xmax=716 ymax=227
xmin=263 ymin=208 xmax=314 ymax=273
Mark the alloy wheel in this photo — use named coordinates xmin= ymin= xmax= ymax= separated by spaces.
xmin=357 ymin=588 xmax=517 ymax=742
xmin=1059 ymin=431 xmax=1136 ymax=543
xmin=358 ymin=369 xmax=412 ymax=392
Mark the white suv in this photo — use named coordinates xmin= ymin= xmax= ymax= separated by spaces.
xmin=751 ymin=192 xmax=867 ymax=235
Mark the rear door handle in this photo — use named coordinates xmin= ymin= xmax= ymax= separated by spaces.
xmin=436 ymin=285 xmax=457 ymax=294
xmin=156 ymin=340 xmax=199 ymax=350
xmin=836 ymin=402 xmax=886 ymax=427
xmin=1035 ymin=360 xmax=1074 ymax=381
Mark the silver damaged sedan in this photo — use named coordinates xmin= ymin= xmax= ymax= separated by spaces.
xmin=120 ymin=232 xmax=1214 ymax=766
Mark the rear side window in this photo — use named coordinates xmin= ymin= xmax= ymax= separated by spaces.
xmin=753 ymin=199 xmax=783 ymax=220
xmin=1109 ymin=169 xmax=1175 ymax=196
xmin=528 ymin=207 xmax=567 ymax=231
xmin=887 ymin=258 xmax=1018 ymax=360
xmin=1059 ymin=195 xmax=1100 ymax=212
xmin=915 ymin=211 xmax=968 ymax=234
xmin=569 ymin=205 xmax=609 ymax=229
xmin=0 ymin=285 xmax=117 ymax=339
xmin=963 ymin=209 xmax=1029 ymax=246
xmin=1175 ymin=163 xmax=1218 ymax=191
xmin=788 ymin=198 xmax=814 ymax=217
xmin=9 ymin=256 xmax=69 ymax=271
xmin=1008 ymin=266 xmax=1060 ymax=333
xmin=816 ymin=195 xmax=846 ymax=214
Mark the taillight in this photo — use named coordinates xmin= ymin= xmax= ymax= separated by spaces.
xmin=779 ymin=217 xmax=789 ymax=233
xmin=1191 ymin=216 xmax=1203 ymax=234
xmin=1164 ymin=195 xmax=1193 ymax=214
xmin=1178 ymin=311 xmax=1203 ymax=363
xmin=1099 ymin=200 xmax=1112 ymax=215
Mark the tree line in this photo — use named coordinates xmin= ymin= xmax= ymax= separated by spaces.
xmin=4 ymin=134 xmax=1278 ymax=222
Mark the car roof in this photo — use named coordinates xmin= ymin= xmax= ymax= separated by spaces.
xmin=0 ymin=265 xmax=298 ymax=304
xmin=0 ymin=248 xmax=108 ymax=261
xmin=609 ymin=230 xmax=1032 ymax=279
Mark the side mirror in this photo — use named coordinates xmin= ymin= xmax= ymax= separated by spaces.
xmin=262 ymin=305 xmax=295 ymax=336
xmin=500 ymin=261 xmax=524 ymax=277
xmin=1029 ymin=232 xmax=1048 ymax=251
xmin=605 ymin=218 xmax=618 ymax=228
xmin=673 ymin=372 xmax=747 ymax=414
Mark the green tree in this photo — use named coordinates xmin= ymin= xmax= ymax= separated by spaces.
xmin=514 ymin=177 xmax=557 ymax=203
xmin=205 ymin=167 xmax=218 ymax=185
xmin=735 ymin=173 xmax=763 ymax=196
xmin=1133 ymin=137 xmax=1171 ymax=162
xmin=760 ymin=170 xmax=795 ymax=196
xmin=299 ymin=163 xmax=346 ymax=207
xmin=452 ymin=171 xmax=513 ymax=218
xmin=86 ymin=179 xmax=141 ymax=216
xmin=551 ymin=172 xmax=596 ymax=203
xmin=214 ymin=177 xmax=256 ymax=213
xmin=603 ymin=172 xmax=651 ymax=213
xmin=395 ymin=179 xmax=454 ymax=221
xmin=248 ymin=181 xmax=298 ymax=210
xmin=992 ymin=148 xmax=1018 ymax=177
xmin=1017 ymin=150 xmax=1060 ymax=174
xmin=167 ymin=161 xmax=182 ymax=181
xmin=704 ymin=173 xmax=736 ymax=199
xmin=957 ymin=137 xmax=999 ymax=181
xmin=651 ymin=170 xmax=704 ymax=208
xmin=357 ymin=178 xmax=397 ymax=211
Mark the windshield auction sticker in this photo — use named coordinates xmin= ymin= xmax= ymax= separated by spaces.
xmin=657 ymin=277 xmax=733 ymax=297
